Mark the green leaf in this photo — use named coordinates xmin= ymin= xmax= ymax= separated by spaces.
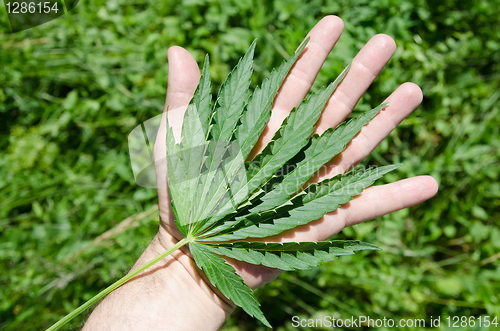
xmin=194 ymin=39 xmax=310 ymax=235
xmin=189 ymin=242 xmax=271 ymax=328
xmin=206 ymin=164 xmax=400 ymax=241
xmin=251 ymin=102 xmax=387 ymax=213
xmin=189 ymin=38 xmax=256 ymax=229
xmin=167 ymin=55 xmax=213 ymax=234
xmin=167 ymin=104 xmax=208 ymax=235
xmin=198 ymin=70 xmax=342 ymax=235
xmin=191 ymin=141 xmax=249 ymax=231
xmin=211 ymin=39 xmax=256 ymax=142
xmin=203 ymin=240 xmax=380 ymax=271
xmin=244 ymin=79 xmax=340 ymax=196
xmin=192 ymin=55 xmax=212 ymax=139
xmin=236 ymin=38 xmax=309 ymax=160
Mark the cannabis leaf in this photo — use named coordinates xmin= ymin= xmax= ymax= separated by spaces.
xmin=236 ymin=38 xmax=309 ymax=160
xmin=203 ymin=164 xmax=400 ymax=241
xmin=48 ymin=39 xmax=399 ymax=331
xmin=190 ymin=242 xmax=272 ymax=328
xmin=202 ymin=240 xmax=380 ymax=271
xmin=193 ymin=55 xmax=212 ymax=138
xmin=161 ymin=39 xmax=399 ymax=327
xmin=248 ymin=101 xmax=388 ymax=213
xmin=211 ymin=39 xmax=256 ymax=142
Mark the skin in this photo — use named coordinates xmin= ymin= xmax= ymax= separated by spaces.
xmin=83 ymin=16 xmax=438 ymax=331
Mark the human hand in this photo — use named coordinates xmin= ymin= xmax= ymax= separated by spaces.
xmin=83 ymin=15 xmax=438 ymax=331
xmin=154 ymin=14 xmax=438 ymax=287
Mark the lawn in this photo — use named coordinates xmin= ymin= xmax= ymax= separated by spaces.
xmin=1 ymin=0 xmax=499 ymax=330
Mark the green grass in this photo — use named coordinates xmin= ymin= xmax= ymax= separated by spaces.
xmin=1 ymin=0 xmax=499 ymax=330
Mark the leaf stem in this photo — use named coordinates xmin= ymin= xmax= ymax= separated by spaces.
xmin=45 ymin=237 xmax=190 ymax=331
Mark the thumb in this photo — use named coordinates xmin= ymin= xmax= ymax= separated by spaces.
xmin=154 ymin=47 xmax=200 ymax=228
xmin=154 ymin=46 xmax=200 ymax=161
xmin=165 ymin=46 xmax=201 ymax=110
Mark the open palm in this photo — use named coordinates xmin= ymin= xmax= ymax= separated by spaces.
xmin=146 ymin=15 xmax=437 ymax=328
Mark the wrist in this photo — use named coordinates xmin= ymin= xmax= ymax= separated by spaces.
xmin=83 ymin=230 xmax=232 ymax=331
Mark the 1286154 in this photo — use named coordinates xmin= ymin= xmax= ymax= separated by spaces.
xmin=446 ymin=316 xmax=498 ymax=328
xmin=5 ymin=2 xmax=59 ymax=14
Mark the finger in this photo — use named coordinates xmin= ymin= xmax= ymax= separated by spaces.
xmin=165 ymin=46 xmax=202 ymax=107
xmin=315 ymin=82 xmax=423 ymax=181
xmin=154 ymin=46 xmax=200 ymax=162
xmin=251 ymin=16 xmax=344 ymax=157
xmin=325 ymin=175 xmax=439 ymax=238
xmin=314 ymin=34 xmax=397 ymax=134
xmin=277 ymin=176 xmax=439 ymax=243
xmin=166 ymin=46 xmax=201 ymax=143
xmin=273 ymin=15 xmax=344 ymax=115
xmin=155 ymin=47 xmax=200 ymax=228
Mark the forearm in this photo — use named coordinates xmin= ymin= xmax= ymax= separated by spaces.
xmin=82 ymin=233 xmax=232 ymax=331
